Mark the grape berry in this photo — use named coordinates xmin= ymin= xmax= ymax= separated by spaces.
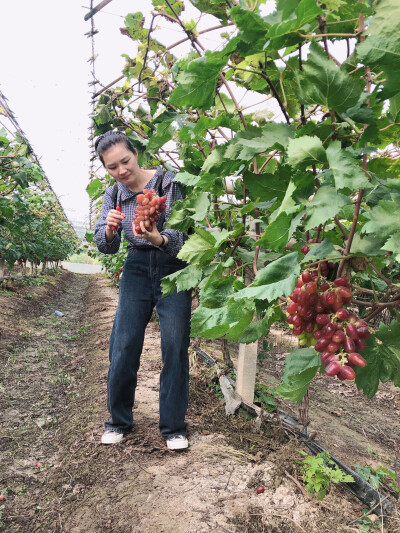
xmin=133 ymin=188 xmax=167 ymax=235
xmin=287 ymin=272 xmax=369 ymax=381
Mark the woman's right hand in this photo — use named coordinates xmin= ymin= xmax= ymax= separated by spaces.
xmin=105 ymin=209 xmax=125 ymax=242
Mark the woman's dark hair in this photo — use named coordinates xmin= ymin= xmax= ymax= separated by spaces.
xmin=95 ymin=131 xmax=137 ymax=165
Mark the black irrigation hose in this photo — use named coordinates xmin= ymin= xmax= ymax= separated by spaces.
xmin=192 ymin=345 xmax=394 ymax=516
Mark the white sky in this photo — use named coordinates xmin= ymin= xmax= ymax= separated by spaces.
xmin=4 ymin=0 xmax=343 ymax=231
xmin=0 ymin=0 xmax=206 ymax=226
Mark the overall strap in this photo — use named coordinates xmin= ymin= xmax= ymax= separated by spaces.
xmin=153 ymin=170 xmax=167 ymax=197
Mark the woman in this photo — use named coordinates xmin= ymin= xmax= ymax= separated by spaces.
xmin=93 ymin=131 xmax=191 ymax=450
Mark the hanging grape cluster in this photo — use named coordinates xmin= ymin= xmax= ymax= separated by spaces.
xmin=287 ymin=266 xmax=369 ymax=381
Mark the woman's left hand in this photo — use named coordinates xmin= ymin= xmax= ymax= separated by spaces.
xmin=133 ymin=221 xmax=167 ymax=248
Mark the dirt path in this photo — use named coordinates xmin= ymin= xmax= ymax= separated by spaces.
xmin=0 ymin=271 xmax=398 ymax=533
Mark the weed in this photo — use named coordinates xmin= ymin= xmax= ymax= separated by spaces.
xmin=21 ymin=276 xmax=48 ymax=287
xmin=62 ymin=333 xmax=78 ymax=341
xmin=254 ymin=383 xmax=276 ymax=411
xmin=36 ymin=317 xmax=58 ymax=327
xmin=356 ymin=509 xmax=380 ymax=531
xmin=52 ymin=370 xmax=74 ymax=386
xmin=77 ymin=324 xmax=91 ymax=335
xmin=207 ymin=380 xmax=224 ymax=400
xmin=353 ymin=463 xmax=399 ymax=497
xmin=15 ymin=484 xmax=27 ymax=495
xmin=6 ymin=348 xmax=18 ymax=362
xmin=298 ymin=450 xmax=354 ymax=500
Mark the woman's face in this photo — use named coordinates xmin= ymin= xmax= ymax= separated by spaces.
xmin=102 ymin=143 xmax=139 ymax=189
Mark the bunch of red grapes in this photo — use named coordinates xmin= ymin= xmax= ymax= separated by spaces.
xmin=286 ymin=270 xmax=370 ymax=381
xmin=133 ymin=188 xmax=167 ymax=235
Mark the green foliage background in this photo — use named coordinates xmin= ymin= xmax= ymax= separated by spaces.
xmin=87 ymin=0 xmax=400 ymax=400
xmin=0 ymin=129 xmax=79 ymax=268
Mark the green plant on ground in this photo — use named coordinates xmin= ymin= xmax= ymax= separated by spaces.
xmin=207 ymin=379 xmax=225 ymax=401
xmin=77 ymin=324 xmax=91 ymax=335
xmin=52 ymin=370 xmax=73 ymax=386
xmin=356 ymin=509 xmax=381 ymax=532
xmin=254 ymin=382 xmax=276 ymax=411
xmin=299 ymin=450 xmax=354 ymax=500
xmin=353 ymin=463 xmax=399 ymax=497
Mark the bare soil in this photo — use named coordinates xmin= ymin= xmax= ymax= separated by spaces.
xmin=0 ymin=271 xmax=399 ymax=533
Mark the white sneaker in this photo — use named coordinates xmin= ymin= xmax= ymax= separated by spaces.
xmin=166 ymin=435 xmax=189 ymax=450
xmin=101 ymin=430 xmax=124 ymax=445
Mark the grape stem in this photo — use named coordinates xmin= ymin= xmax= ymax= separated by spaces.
xmin=337 ymin=188 xmax=364 ymax=278
xmin=365 ymin=258 xmax=392 ymax=286
xmin=307 ymin=255 xmax=353 ymax=267
xmin=333 ymin=216 xmax=348 ymax=239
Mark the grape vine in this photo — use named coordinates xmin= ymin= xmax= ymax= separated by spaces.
xmin=86 ymin=0 xmax=400 ymax=400
xmin=0 ymin=104 xmax=79 ymax=275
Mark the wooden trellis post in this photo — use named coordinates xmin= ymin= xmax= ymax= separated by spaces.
xmin=235 ymin=213 xmax=258 ymax=404
xmin=210 ymin=180 xmax=260 ymax=404
xmin=235 ymin=341 xmax=258 ymax=403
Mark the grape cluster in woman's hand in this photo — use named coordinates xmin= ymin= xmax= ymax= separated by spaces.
xmin=133 ymin=188 xmax=167 ymax=235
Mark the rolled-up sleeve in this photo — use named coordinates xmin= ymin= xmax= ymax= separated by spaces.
xmin=160 ymin=180 xmax=187 ymax=258
xmin=93 ymin=187 xmax=121 ymax=254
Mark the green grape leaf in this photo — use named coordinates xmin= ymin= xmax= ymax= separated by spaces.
xmin=281 ymin=348 xmax=321 ymax=380
xmin=224 ymin=123 xmax=295 ymax=162
xmin=305 ymin=185 xmax=351 ymax=231
xmin=382 ymin=232 xmax=400 ymax=262
xmin=367 ymin=0 xmax=400 ymax=39
xmin=187 ymin=0 xmax=228 ymax=22
xmin=227 ymin=304 xmax=284 ymax=344
xmin=277 ymin=348 xmax=321 ymax=403
xmin=173 ymin=171 xmax=201 ymax=187
xmin=287 ymin=136 xmax=327 ymax=168
xmin=389 ymin=94 xmax=400 ymax=124
xmin=362 ymin=197 xmax=400 ymax=240
xmin=230 ymin=5 xmax=270 ymax=44
xmin=161 ymin=264 xmax=203 ymax=296
xmin=147 ymin=120 xmax=174 ymax=153
xmin=201 ymin=274 xmax=236 ymax=308
xmin=267 ymin=0 xmax=323 ymax=42
xmin=234 ymin=252 xmax=300 ymax=301
xmin=166 ymin=193 xmax=210 ymax=231
xmin=301 ymin=239 xmax=337 ymax=263
xmin=356 ymin=36 xmax=400 ymax=99
xmin=243 ymin=166 xmax=292 ymax=204
xmin=351 ymin=233 xmax=387 ymax=256
xmin=277 ymin=367 xmax=319 ymax=403
xmin=297 ymin=41 xmax=362 ymax=113
xmin=355 ymin=320 xmax=400 ymax=398
xmin=326 ymin=142 xmax=369 ymax=191
xmin=169 ymin=52 xmax=227 ymax=111
xmin=86 ymin=178 xmax=104 ymax=199
xmin=257 ymin=206 xmax=304 ymax=251
xmin=177 ymin=228 xmax=216 ymax=265
xmin=85 ymin=231 xmax=94 ymax=243
xmin=191 ymin=299 xmax=245 ymax=339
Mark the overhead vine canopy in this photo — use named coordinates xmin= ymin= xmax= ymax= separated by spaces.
xmin=87 ymin=0 xmax=400 ymax=401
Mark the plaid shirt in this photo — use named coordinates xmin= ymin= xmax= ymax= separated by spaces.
xmin=93 ymin=168 xmax=186 ymax=258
